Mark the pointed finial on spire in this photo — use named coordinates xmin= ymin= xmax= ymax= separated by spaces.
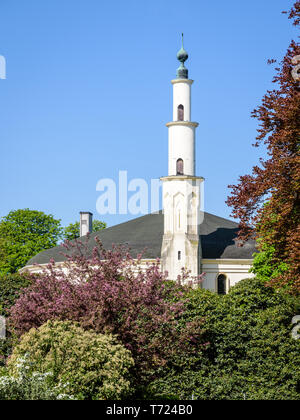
xmin=176 ymin=33 xmax=188 ymax=79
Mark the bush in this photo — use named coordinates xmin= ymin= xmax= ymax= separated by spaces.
xmin=7 ymin=320 xmax=135 ymax=400
xmin=147 ymin=278 xmax=300 ymax=400
xmin=0 ymin=273 xmax=32 ymax=317
xmin=0 ymin=273 xmax=32 ymax=366
xmin=0 ymin=355 xmax=74 ymax=400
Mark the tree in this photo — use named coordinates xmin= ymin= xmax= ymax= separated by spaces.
xmin=0 ymin=209 xmax=63 ymax=275
xmin=226 ymin=2 xmax=300 ymax=294
xmin=63 ymin=220 xmax=106 ymax=241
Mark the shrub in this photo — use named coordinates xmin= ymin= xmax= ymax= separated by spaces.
xmin=10 ymin=240 xmax=206 ymax=385
xmin=0 ymin=273 xmax=32 ymax=317
xmin=0 ymin=354 xmax=74 ymax=400
xmin=147 ymin=278 xmax=300 ymax=400
xmin=7 ymin=320 xmax=135 ymax=400
xmin=0 ymin=273 xmax=32 ymax=366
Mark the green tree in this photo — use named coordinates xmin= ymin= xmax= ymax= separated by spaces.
xmin=251 ymin=240 xmax=289 ymax=284
xmin=0 ymin=209 xmax=62 ymax=275
xmin=63 ymin=220 xmax=106 ymax=241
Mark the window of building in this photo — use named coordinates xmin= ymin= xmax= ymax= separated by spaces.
xmin=176 ymin=158 xmax=184 ymax=175
xmin=217 ymin=274 xmax=227 ymax=295
xmin=177 ymin=104 xmax=184 ymax=121
xmin=178 ymin=251 xmax=181 ymax=260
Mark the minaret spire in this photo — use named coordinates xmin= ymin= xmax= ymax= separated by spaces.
xmin=176 ymin=33 xmax=189 ymax=79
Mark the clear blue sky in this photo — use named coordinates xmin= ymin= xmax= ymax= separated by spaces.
xmin=0 ymin=0 xmax=297 ymax=228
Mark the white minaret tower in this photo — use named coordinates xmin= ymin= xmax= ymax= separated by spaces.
xmin=161 ymin=35 xmax=204 ymax=281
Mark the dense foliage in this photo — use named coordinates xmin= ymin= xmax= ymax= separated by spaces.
xmin=226 ymin=2 xmax=300 ymax=294
xmin=0 ymin=209 xmax=62 ymax=275
xmin=63 ymin=220 xmax=107 ymax=241
xmin=9 ymin=239 xmax=206 ymax=386
xmin=8 ymin=321 xmax=134 ymax=400
xmin=0 ymin=273 xmax=32 ymax=317
xmin=0 ymin=355 xmax=74 ymax=400
xmin=250 ymin=239 xmax=289 ymax=283
xmin=0 ymin=273 xmax=32 ymax=366
xmin=147 ymin=278 xmax=300 ymax=400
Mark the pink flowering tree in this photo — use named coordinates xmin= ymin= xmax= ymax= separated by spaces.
xmin=10 ymin=238 xmax=207 ymax=384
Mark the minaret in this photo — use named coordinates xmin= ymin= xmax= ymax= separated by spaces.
xmin=161 ymin=35 xmax=204 ymax=281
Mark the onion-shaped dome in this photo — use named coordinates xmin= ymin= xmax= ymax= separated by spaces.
xmin=177 ymin=46 xmax=188 ymax=63
xmin=176 ymin=33 xmax=189 ymax=79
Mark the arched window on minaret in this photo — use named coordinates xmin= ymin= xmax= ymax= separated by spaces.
xmin=177 ymin=104 xmax=184 ymax=121
xmin=217 ymin=274 xmax=227 ymax=295
xmin=176 ymin=158 xmax=184 ymax=175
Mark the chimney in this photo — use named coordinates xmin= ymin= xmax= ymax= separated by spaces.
xmin=80 ymin=212 xmax=93 ymax=237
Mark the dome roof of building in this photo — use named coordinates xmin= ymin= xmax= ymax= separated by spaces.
xmin=25 ymin=211 xmax=257 ymax=267
xmin=177 ymin=46 xmax=188 ymax=63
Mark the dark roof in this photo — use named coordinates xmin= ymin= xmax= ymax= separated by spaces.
xmin=26 ymin=211 xmax=257 ymax=266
